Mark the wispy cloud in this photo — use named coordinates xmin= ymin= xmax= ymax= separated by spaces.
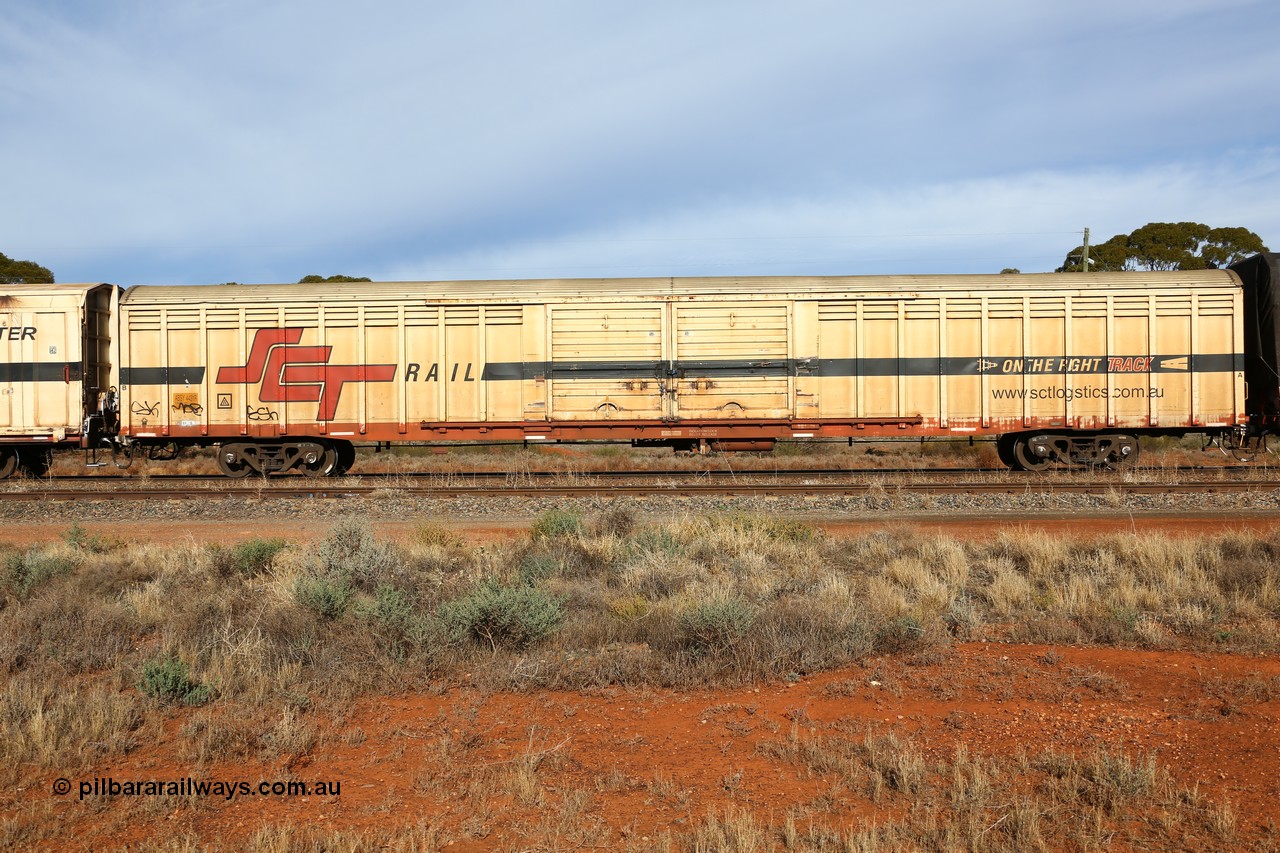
xmin=377 ymin=154 xmax=1280 ymax=280
xmin=1 ymin=1 xmax=1276 ymax=283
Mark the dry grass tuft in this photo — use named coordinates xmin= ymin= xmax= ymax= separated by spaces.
xmin=0 ymin=674 xmax=145 ymax=773
xmin=2 ymin=515 xmax=1279 ymax=772
xmin=13 ymin=519 xmax=1280 ymax=692
xmin=751 ymin=728 xmax=1237 ymax=852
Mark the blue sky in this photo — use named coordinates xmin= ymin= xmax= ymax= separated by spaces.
xmin=2 ymin=1 xmax=1277 ymax=285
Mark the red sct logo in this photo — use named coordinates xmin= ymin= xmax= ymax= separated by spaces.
xmin=216 ymin=329 xmax=397 ymax=421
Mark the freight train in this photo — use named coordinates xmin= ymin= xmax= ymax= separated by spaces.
xmin=2 ymin=253 xmax=1277 ymax=477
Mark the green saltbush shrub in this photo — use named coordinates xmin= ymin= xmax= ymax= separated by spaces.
xmin=294 ymin=575 xmax=355 ymax=621
xmin=138 ymin=654 xmax=211 ymax=705
xmin=294 ymin=520 xmax=403 ymax=619
xmin=312 ymin=518 xmax=402 ymax=592
xmin=439 ymin=580 xmax=563 ymax=651
xmin=225 ymin=538 xmax=289 ymax=576
xmin=678 ymin=597 xmax=756 ymax=656
xmin=2 ymin=548 xmax=77 ymax=600
xmin=529 ymin=509 xmax=584 ymax=541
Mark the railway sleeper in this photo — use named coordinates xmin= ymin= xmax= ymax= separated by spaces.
xmin=1006 ymin=432 xmax=1140 ymax=471
xmin=217 ymin=440 xmax=344 ymax=477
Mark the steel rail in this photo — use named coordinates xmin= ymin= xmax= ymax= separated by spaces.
xmin=40 ymin=462 xmax=1268 ymax=484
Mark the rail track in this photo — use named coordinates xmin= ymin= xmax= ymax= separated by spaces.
xmin=4 ymin=466 xmax=1280 ymax=502
xmin=26 ymin=461 xmax=1278 ymax=484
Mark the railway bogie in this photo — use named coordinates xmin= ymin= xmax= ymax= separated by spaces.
xmin=3 ymin=254 xmax=1279 ymax=477
xmin=1001 ymin=432 xmax=1141 ymax=471
xmin=216 ymin=439 xmax=353 ymax=478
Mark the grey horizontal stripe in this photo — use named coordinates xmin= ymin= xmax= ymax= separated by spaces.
xmin=120 ymin=367 xmax=208 ymax=385
xmin=111 ymin=354 xmax=1240 ymax=387
xmin=480 ymin=354 xmax=1240 ymax=381
xmin=823 ymin=354 xmax=1240 ymax=376
xmin=0 ymin=362 xmax=82 ymax=382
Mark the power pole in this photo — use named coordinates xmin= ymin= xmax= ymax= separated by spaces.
xmin=1081 ymin=227 xmax=1091 ymax=273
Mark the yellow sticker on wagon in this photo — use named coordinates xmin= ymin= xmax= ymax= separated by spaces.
xmin=172 ymin=393 xmax=202 ymax=414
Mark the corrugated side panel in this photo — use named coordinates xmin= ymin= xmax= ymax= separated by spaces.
xmin=549 ymin=305 xmax=662 ymax=420
xmin=1 ymin=291 xmax=86 ymax=436
xmin=675 ymin=303 xmax=790 ymax=419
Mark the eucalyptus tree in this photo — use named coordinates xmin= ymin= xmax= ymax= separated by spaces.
xmin=1057 ymin=223 xmax=1267 ymax=272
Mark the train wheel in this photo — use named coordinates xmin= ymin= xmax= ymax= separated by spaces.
xmin=217 ymin=444 xmax=256 ymax=478
xmin=333 ymin=441 xmax=356 ymax=476
xmin=0 ymin=448 xmax=18 ymax=479
xmin=995 ymin=435 xmax=1018 ymax=469
xmin=1106 ymin=435 xmax=1141 ymax=468
xmin=1011 ymin=435 xmax=1055 ymax=471
xmin=299 ymin=443 xmax=339 ymax=477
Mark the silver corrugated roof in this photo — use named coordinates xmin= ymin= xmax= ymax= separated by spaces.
xmin=1 ymin=283 xmax=111 ymax=296
xmin=0 ymin=283 xmax=113 ymax=309
xmin=119 ymin=270 xmax=1240 ymax=306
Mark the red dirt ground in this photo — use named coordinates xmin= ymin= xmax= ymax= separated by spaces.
xmin=12 ymin=642 xmax=1280 ymax=850
xmin=6 ymin=513 xmax=1280 ymax=850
